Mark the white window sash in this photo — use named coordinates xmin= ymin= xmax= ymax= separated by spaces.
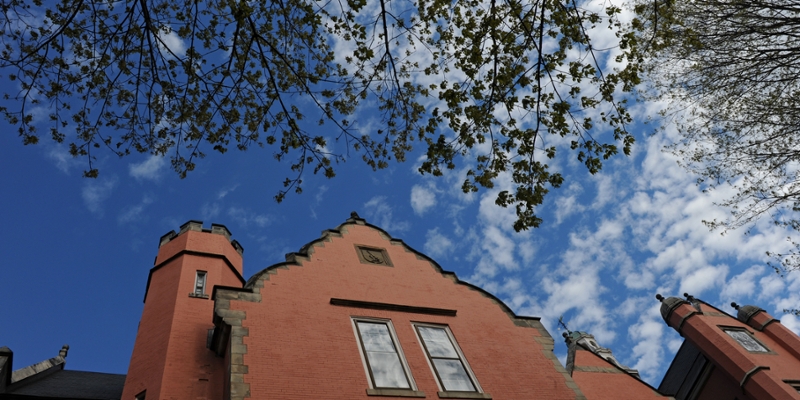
xmin=413 ymin=323 xmax=482 ymax=393
xmin=351 ymin=318 xmax=417 ymax=390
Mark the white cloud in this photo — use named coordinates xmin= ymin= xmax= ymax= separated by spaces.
xmin=410 ymin=184 xmax=437 ymax=215
xmin=482 ymin=226 xmax=517 ymax=271
xmin=81 ymin=177 xmax=117 ymax=215
xmin=721 ymin=265 xmax=765 ymax=301
xmin=129 ymin=156 xmax=166 ymax=182
xmin=540 ymin=271 xmax=612 ymax=341
xmin=315 ymin=185 xmax=329 ymax=204
xmin=554 ymin=195 xmax=584 ymax=225
xmin=47 ymin=147 xmax=79 ymax=174
xmin=592 ymin=174 xmax=617 ymax=210
xmin=227 ymin=207 xmax=272 ymax=228
xmin=478 ymin=188 xmax=518 ymax=231
xmin=363 ymin=196 xmax=410 ymax=233
xmin=628 ymin=313 xmax=666 ymax=382
xmin=517 ymin=240 xmax=537 ymax=264
xmin=678 ymin=264 xmax=728 ymax=297
xmin=118 ymin=195 xmax=154 ymax=224
xmin=553 ymin=183 xmax=585 ymax=225
xmin=217 ymin=184 xmax=240 ymax=200
xmin=621 ymin=265 xmax=656 ymax=290
xmin=781 ymin=313 xmax=800 ymax=335
xmin=758 ymin=273 xmax=786 ymax=301
xmin=424 ymin=228 xmax=454 ymax=259
xmin=201 ymin=202 xmax=221 ymax=220
xmin=310 ymin=185 xmax=329 ymax=219
xmin=617 ymin=297 xmax=643 ymax=318
xmin=666 ymin=338 xmax=683 ymax=354
xmin=157 ymin=27 xmax=186 ymax=57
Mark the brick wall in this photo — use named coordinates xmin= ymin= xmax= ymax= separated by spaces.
xmin=224 ymin=222 xmax=583 ymax=399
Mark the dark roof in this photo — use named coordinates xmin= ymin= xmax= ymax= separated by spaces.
xmin=658 ymin=340 xmax=708 ymax=400
xmin=2 ymin=370 xmax=125 ymax=400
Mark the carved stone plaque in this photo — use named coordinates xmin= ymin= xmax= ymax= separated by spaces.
xmin=356 ymin=246 xmax=392 ymax=266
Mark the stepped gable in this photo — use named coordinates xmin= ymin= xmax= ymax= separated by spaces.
xmin=237 ymin=212 xmax=541 ymax=326
xmin=210 ymin=212 xmax=584 ymax=400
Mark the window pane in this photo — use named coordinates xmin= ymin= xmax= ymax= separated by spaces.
xmin=418 ymin=326 xmax=458 ymax=358
xmin=356 ymin=321 xmax=411 ymax=389
xmin=367 ymin=352 xmax=410 ymax=389
xmin=432 ymin=359 xmax=475 ymax=391
xmin=725 ymin=330 xmax=768 ymax=352
xmin=358 ymin=322 xmax=396 ymax=352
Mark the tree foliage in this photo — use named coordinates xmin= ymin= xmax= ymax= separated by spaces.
xmin=635 ymin=0 xmax=800 ymax=316
xmin=634 ymin=0 xmax=800 ymax=271
xmin=1 ymin=0 xmax=641 ymax=230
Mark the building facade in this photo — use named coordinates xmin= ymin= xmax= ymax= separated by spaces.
xmin=2 ymin=214 xmax=800 ymax=399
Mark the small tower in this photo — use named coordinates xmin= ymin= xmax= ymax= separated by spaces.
xmin=564 ymin=331 xmax=639 ymax=376
xmin=121 ymin=221 xmax=245 ymax=400
xmin=563 ymin=331 xmax=668 ymax=399
xmin=657 ymin=294 xmax=800 ymax=399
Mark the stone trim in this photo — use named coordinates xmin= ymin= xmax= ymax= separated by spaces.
xmin=572 ymin=365 xmax=625 ymax=374
xmin=331 ymin=298 xmax=456 ymax=316
xmin=677 ymin=311 xmax=700 ymax=332
xmin=355 ymin=245 xmax=393 ymax=266
xmin=718 ymin=326 xmax=777 ymax=355
xmin=783 ymin=380 xmax=800 ymax=393
xmin=740 ymin=365 xmax=770 ymax=388
xmin=534 ymin=336 xmax=587 ymax=400
xmin=159 ymin=221 xmax=244 ymax=254
xmin=8 ymin=345 xmax=69 ymax=386
xmin=212 ymin=287 xmax=261 ymax=400
xmin=438 ymin=391 xmax=493 ymax=399
xmin=366 ymin=388 xmax=426 ymax=397
xmin=702 ymin=311 xmax=729 ymax=317
xmin=567 ymin=342 xmax=664 ymax=395
xmin=758 ymin=318 xmax=779 ymax=331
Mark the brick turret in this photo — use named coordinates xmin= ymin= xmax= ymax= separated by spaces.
xmin=121 ymin=221 xmax=245 ymax=400
xmin=657 ymin=294 xmax=800 ymax=400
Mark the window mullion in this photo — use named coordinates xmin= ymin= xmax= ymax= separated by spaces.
xmin=415 ymin=324 xmax=479 ymax=393
xmin=355 ymin=322 xmax=380 ymax=388
xmin=354 ymin=319 xmax=413 ymax=390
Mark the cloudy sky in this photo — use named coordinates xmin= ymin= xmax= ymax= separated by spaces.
xmin=2 ymin=0 xmax=800 ymax=389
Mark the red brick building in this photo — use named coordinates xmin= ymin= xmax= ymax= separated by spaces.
xmin=2 ymin=214 xmax=800 ymax=399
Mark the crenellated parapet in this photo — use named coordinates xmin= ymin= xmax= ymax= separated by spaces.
xmin=159 ymin=220 xmax=243 ymax=255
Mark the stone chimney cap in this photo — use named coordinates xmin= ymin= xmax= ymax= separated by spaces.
xmin=732 ymin=303 xmax=764 ymax=324
xmin=179 ymin=220 xmax=204 ymax=234
xmin=657 ymin=294 xmax=686 ymax=323
xmin=211 ymin=223 xmax=232 ymax=240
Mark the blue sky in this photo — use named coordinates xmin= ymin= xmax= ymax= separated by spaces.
xmin=2 ymin=0 xmax=800 ymax=389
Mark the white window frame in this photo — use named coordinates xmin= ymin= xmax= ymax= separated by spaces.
xmin=351 ymin=317 xmax=417 ymax=390
xmin=193 ymin=271 xmax=207 ymax=297
xmin=412 ymin=323 xmax=483 ymax=393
